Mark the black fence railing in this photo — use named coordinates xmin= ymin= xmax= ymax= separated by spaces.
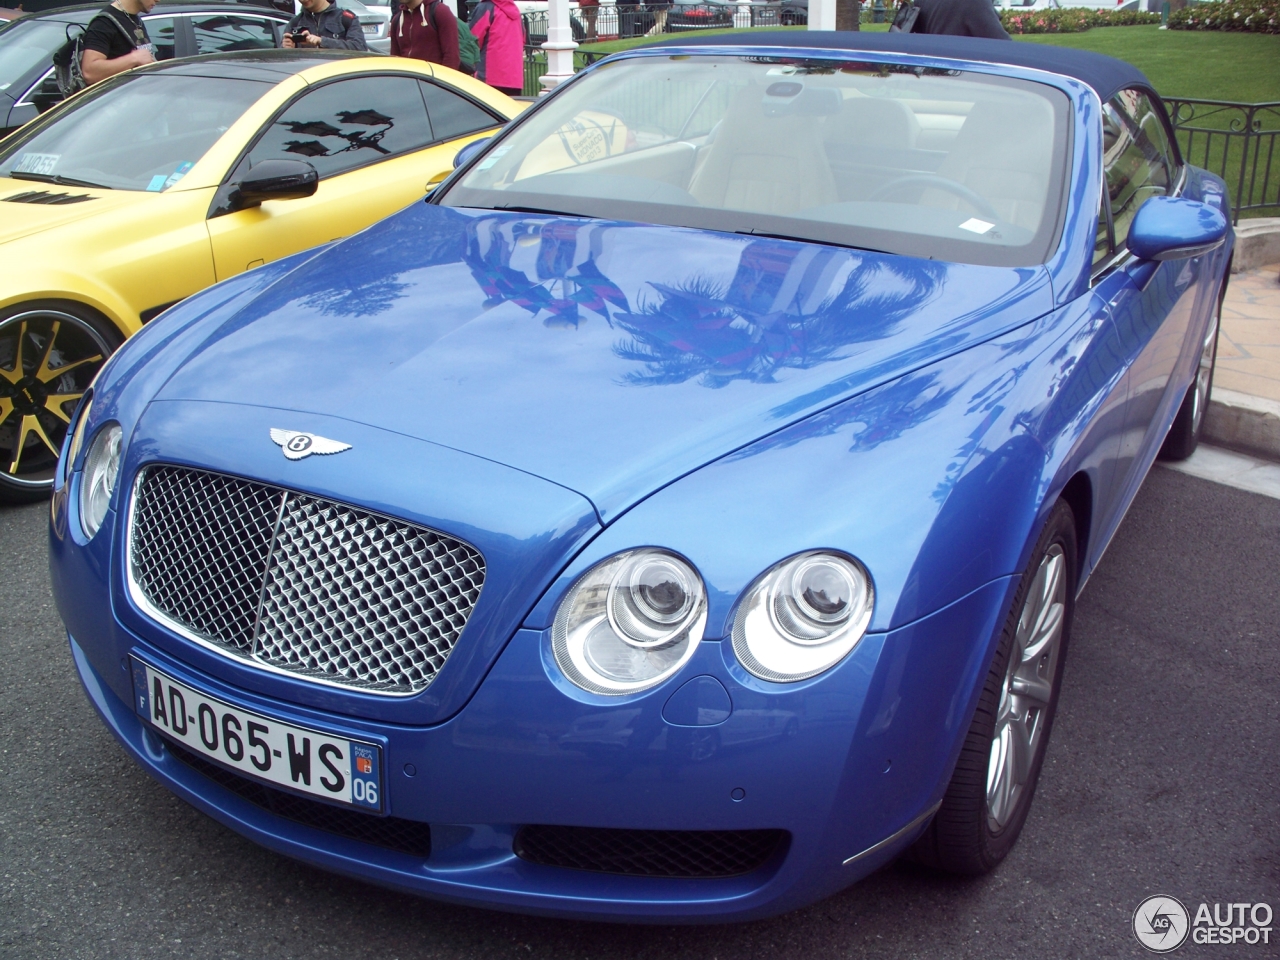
xmin=1166 ymin=99 xmax=1280 ymax=223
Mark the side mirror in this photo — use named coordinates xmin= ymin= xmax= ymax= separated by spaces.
xmin=454 ymin=137 xmax=492 ymax=170
xmin=1127 ymin=196 xmax=1227 ymax=261
xmin=238 ymin=158 xmax=319 ymax=204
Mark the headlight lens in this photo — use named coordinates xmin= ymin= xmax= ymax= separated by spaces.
xmin=552 ymin=549 xmax=707 ymax=695
xmin=79 ymin=423 xmax=121 ymax=539
xmin=732 ymin=551 xmax=874 ymax=682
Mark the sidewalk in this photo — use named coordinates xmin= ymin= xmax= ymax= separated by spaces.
xmin=1206 ymin=260 xmax=1280 ymax=460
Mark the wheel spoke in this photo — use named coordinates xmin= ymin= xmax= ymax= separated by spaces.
xmin=0 ymin=395 xmax=12 ymax=429
xmin=1008 ymin=714 xmax=1033 ymax=787
xmin=1022 ymin=600 xmax=1063 ymax=663
xmin=1011 ymin=671 xmax=1053 ymax=709
xmin=42 ymin=392 xmax=84 ymax=425
xmin=38 ymin=354 xmax=102 ymax=383
xmin=0 ymin=321 xmax=27 ymax=385
xmin=8 ymin=413 xmax=60 ymax=475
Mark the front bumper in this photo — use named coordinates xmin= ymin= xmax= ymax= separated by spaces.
xmin=64 ymin=571 xmax=1014 ymax=922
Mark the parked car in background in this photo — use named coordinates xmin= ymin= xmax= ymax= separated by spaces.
xmin=0 ymin=0 xmax=290 ymax=135
xmin=0 ymin=49 xmax=517 ymax=499
xmin=51 ymin=32 xmax=1231 ymax=921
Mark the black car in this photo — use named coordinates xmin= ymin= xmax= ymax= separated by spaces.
xmin=0 ymin=0 xmax=289 ymax=135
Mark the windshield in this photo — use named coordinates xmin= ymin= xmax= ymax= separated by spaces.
xmin=440 ymin=55 xmax=1071 ymax=267
xmin=0 ymin=74 xmax=269 ymax=190
xmin=0 ymin=19 xmax=80 ymax=94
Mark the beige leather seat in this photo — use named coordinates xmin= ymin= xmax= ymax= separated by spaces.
xmin=688 ymin=85 xmax=838 ymax=217
xmin=921 ymin=100 xmax=1055 ymax=232
xmin=823 ymin=95 xmax=922 ymax=201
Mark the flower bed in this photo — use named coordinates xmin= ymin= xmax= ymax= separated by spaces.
xmin=1168 ymin=0 xmax=1280 ymax=33
xmin=1000 ymin=7 xmax=1160 ymax=33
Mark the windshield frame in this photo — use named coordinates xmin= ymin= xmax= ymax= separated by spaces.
xmin=435 ymin=49 xmax=1077 ymax=269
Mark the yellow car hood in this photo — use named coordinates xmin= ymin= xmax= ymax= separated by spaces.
xmin=0 ymin=179 xmax=147 ymax=247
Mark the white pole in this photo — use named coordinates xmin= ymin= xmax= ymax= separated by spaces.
xmin=808 ymin=0 xmax=836 ymax=29
xmin=540 ymin=0 xmax=578 ymax=94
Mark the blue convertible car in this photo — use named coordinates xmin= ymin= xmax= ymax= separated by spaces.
xmin=50 ymin=33 xmax=1231 ymax=920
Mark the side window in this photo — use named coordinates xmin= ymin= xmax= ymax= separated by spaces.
xmin=1094 ymin=191 xmax=1112 ymax=267
xmin=1115 ymin=88 xmax=1179 ymax=185
xmin=247 ymin=76 xmax=434 ymax=179
xmin=1101 ymin=96 xmax=1170 ymax=253
xmin=192 ymin=15 xmax=279 ymax=54
xmin=145 ymin=17 xmax=177 ymax=60
xmin=418 ymin=80 xmax=500 ymax=143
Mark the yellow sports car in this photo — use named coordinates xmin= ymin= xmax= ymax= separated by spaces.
xmin=0 ymin=49 xmax=518 ymax=500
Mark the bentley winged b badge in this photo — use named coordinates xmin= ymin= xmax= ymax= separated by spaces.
xmin=270 ymin=428 xmax=352 ymax=461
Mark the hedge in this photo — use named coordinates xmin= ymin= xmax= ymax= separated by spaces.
xmin=1167 ymin=0 xmax=1280 ymax=32
xmin=1001 ymin=7 xmax=1161 ymax=33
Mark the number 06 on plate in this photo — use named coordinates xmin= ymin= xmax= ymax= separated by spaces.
xmin=131 ymin=658 xmax=383 ymax=813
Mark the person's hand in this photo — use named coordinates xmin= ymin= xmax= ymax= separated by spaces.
xmin=281 ymin=31 xmax=295 ymax=47
xmin=301 ymin=30 xmax=323 ymax=48
xmin=131 ymin=46 xmax=155 ymax=66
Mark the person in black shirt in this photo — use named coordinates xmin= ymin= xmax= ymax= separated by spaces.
xmin=281 ymin=0 xmax=368 ymax=50
xmin=910 ymin=0 xmax=1010 ymax=39
xmin=81 ymin=0 xmax=157 ymax=86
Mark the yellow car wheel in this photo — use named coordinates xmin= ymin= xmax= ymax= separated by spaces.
xmin=0 ymin=301 xmax=122 ymax=503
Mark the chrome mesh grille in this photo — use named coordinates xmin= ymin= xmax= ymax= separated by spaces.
xmin=128 ymin=466 xmax=485 ymax=695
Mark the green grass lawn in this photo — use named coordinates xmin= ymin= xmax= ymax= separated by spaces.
xmin=580 ymin=24 xmax=1280 ymax=101
xmin=1016 ymin=26 xmax=1280 ymax=102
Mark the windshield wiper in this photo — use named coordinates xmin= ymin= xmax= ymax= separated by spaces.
xmin=8 ymin=171 xmax=112 ymax=190
xmin=735 ymin=228 xmax=891 ymax=256
xmin=492 ymin=203 xmax=584 ymax=217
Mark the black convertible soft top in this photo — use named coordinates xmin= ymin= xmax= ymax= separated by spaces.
xmin=642 ymin=30 xmax=1153 ymax=102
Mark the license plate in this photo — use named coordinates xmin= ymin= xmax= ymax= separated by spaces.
xmin=131 ymin=659 xmax=383 ymax=813
xmin=362 ymin=23 xmax=379 ymax=34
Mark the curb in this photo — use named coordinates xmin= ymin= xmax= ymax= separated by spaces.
xmin=1204 ymin=388 xmax=1280 ymax=462
xmin=1231 ymin=218 xmax=1280 ymax=274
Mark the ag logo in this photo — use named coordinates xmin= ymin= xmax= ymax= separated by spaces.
xmin=1134 ymin=895 xmax=1191 ymax=953
xmin=270 ymin=428 xmax=352 ymax=461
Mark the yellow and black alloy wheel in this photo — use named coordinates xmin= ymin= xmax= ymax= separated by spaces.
xmin=0 ymin=302 xmax=122 ymax=503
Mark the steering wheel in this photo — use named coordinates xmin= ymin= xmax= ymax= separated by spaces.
xmin=868 ymin=174 xmax=1000 ymax=223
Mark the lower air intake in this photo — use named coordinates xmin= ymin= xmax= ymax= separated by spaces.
xmin=513 ymin=824 xmax=787 ymax=878
xmin=165 ymin=738 xmax=433 ymax=859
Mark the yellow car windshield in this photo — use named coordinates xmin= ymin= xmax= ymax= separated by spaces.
xmin=0 ymin=74 xmax=269 ymax=191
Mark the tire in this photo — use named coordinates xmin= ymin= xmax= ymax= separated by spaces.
xmin=1158 ymin=274 xmax=1225 ymax=462
xmin=911 ymin=499 xmax=1078 ymax=874
xmin=0 ymin=300 xmax=123 ymax=504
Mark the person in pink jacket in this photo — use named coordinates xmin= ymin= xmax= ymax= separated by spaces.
xmin=468 ymin=0 xmax=523 ymax=95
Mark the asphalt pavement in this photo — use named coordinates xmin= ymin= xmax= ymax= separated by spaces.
xmin=1 ymin=466 xmax=1277 ymax=960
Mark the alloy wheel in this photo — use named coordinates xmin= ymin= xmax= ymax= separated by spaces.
xmin=0 ymin=310 xmax=110 ymax=489
xmin=986 ymin=544 xmax=1066 ymax=832
xmin=1190 ymin=308 xmax=1220 ymax=438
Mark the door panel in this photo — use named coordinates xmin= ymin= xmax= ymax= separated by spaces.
xmin=206 ymin=73 xmax=497 ymax=281
xmin=206 ymin=140 xmax=463 ymax=280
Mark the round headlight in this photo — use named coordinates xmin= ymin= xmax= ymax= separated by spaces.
xmin=552 ymin=549 xmax=706 ymax=695
xmin=732 ymin=551 xmax=874 ymax=682
xmin=79 ymin=423 xmax=121 ymax=539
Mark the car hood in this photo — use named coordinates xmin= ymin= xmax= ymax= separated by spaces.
xmin=156 ymin=203 xmax=1054 ymax=520
xmin=0 ymin=178 xmax=141 ymax=246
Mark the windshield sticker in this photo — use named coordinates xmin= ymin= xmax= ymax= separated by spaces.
xmin=146 ymin=175 xmax=168 ymax=192
xmin=477 ymin=144 xmax=511 ymax=171
xmin=13 ymin=153 xmax=59 ymax=175
xmin=163 ymin=161 xmax=194 ymax=190
xmin=959 ymin=218 xmax=994 ymax=235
